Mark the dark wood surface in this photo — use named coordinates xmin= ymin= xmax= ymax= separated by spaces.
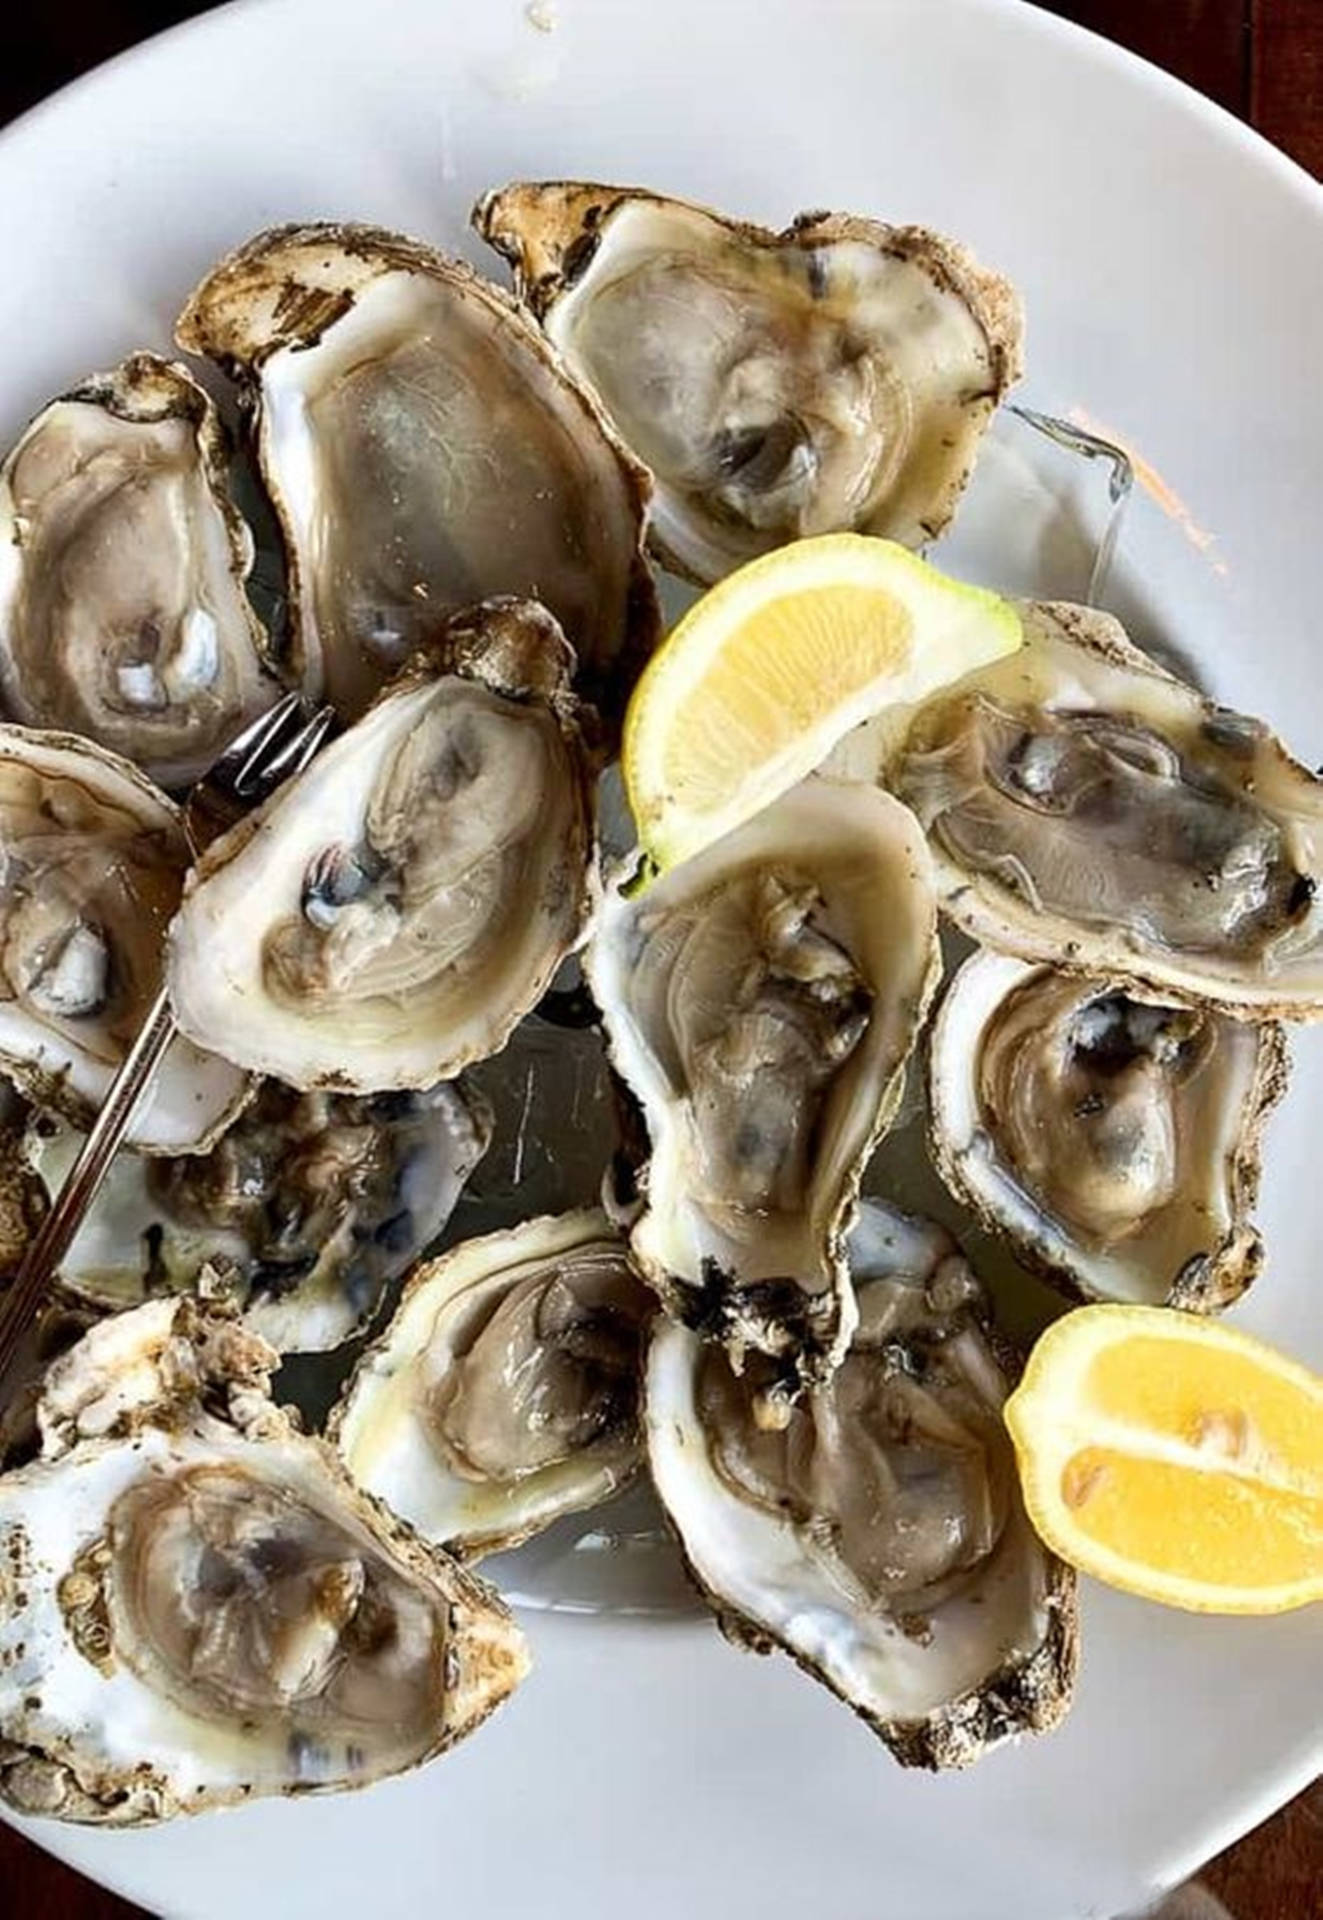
xmin=1 ymin=4 xmax=1321 ymax=1917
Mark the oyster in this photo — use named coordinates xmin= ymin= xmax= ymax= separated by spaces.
xmin=167 ymin=599 xmax=596 ymax=1092
xmin=31 ymin=1079 xmax=492 ymax=1351
xmin=0 ymin=355 xmax=277 ymax=789
xmin=0 ymin=1299 xmax=528 ymax=1824
xmin=177 ymin=223 xmax=659 ymax=722
xmin=333 ymin=1210 xmax=650 ymax=1556
xmin=893 ymin=601 xmax=1323 ymax=1016
xmin=587 ymin=777 xmax=939 ymax=1390
xmin=475 ymin=182 xmax=1022 ymax=583
xmin=929 ymin=953 xmax=1287 ymax=1310
xmin=0 ymin=728 xmax=246 ymax=1151
xmin=645 ymin=1200 xmax=1078 ymax=1770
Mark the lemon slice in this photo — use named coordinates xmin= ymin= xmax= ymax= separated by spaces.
xmin=622 ymin=533 xmax=1021 ymax=867
xmin=1005 ymin=1304 xmax=1323 ymax=1615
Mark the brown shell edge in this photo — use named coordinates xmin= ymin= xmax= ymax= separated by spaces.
xmin=473 ymin=182 xmax=1024 ymax=575
xmin=0 ymin=1306 xmax=529 ymax=1827
xmin=924 ymin=962 xmax=1292 ymax=1314
xmin=174 ymin=220 xmax=661 ymax=724
xmin=916 ymin=601 xmax=1323 ymax=1023
xmin=472 ymin=181 xmax=1024 ymax=392
xmin=326 ymin=1208 xmax=649 ymax=1561
xmin=164 ymin=610 xmax=600 ymax=1091
xmin=641 ymin=1320 xmax=1079 ymax=1772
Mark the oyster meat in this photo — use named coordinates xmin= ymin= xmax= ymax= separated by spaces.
xmin=177 ymin=223 xmax=659 ymax=721
xmin=893 ymin=601 xmax=1323 ymax=1015
xmin=929 ymin=952 xmax=1287 ymax=1310
xmin=476 ymin=182 xmax=1022 ymax=583
xmin=645 ymin=1200 xmax=1077 ymax=1768
xmin=31 ymin=1079 xmax=492 ymax=1351
xmin=334 ymin=1210 xmax=650 ymax=1556
xmin=0 ymin=1299 xmax=528 ymax=1824
xmin=587 ymin=777 xmax=939 ymax=1390
xmin=167 ymin=599 xmax=596 ymax=1091
xmin=0 ymin=728 xmax=246 ymax=1151
xmin=0 ymin=355 xmax=277 ymax=789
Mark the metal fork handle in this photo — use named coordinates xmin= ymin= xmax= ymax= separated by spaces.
xmin=0 ymin=986 xmax=177 ymax=1386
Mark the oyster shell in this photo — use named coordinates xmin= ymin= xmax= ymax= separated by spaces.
xmin=0 ymin=1299 xmax=528 ymax=1824
xmin=0 ymin=728 xmax=246 ymax=1151
xmin=929 ymin=952 xmax=1287 ymax=1310
xmin=31 ymin=1079 xmax=492 ymax=1351
xmin=177 ymin=223 xmax=659 ymax=722
xmin=892 ymin=601 xmax=1323 ymax=1016
xmin=0 ymin=355 xmax=278 ymax=789
xmin=586 ymin=777 xmax=939 ymax=1392
xmin=167 ymin=599 xmax=596 ymax=1092
xmin=475 ymin=182 xmax=1022 ymax=583
xmin=0 ymin=1084 xmax=45 ymax=1287
xmin=645 ymin=1200 xmax=1077 ymax=1769
xmin=333 ymin=1210 xmax=650 ymax=1556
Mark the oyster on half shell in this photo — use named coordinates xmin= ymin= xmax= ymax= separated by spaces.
xmin=0 ymin=1300 xmax=528 ymax=1824
xmin=587 ymin=777 xmax=939 ymax=1394
xmin=177 ymin=222 xmax=659 ymax=722
xmin=333 ymin=1210 xmax=651 ymax=1557
xmin=929 ymin=952 xmax=1287 ymax=1310
xmin=475 ymin=182 xmax=1022 ymax=583
xmin=645 ymin=1200 xmax=1077 ymax=1769
xmin=0 ymin=728 xmax=246 ymax=1151
xmin=0 ymin=355 xmax=279 ymax=789
xmin=31 ymin=1079 xmax=492 ymax=1352
xmin=167 ymin=599 xmax=596 ymax=1093
xmin=892 ymin=601 xmax=1323 ymax=1017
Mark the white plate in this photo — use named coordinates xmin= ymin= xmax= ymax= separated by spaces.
xmin=3 ymin=2 xmax=1322 ymax=1915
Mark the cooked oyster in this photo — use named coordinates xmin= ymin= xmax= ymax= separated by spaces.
xmin=0 ymin=728 xmax=246 ymax=1151
xmin=929 ymin=953 xmax=1287 ymax=1309
xmin=0 ymin=1299 xmax=528 ymax=1824
xmin=177 ymin=222 xmax=659 ymax=721
xmin=0 ymin=355 xmax=278 ymax=789
xmin=31 ymin=1079 xmax=492 ymax=1351
xmin=333 ymin=1210 xmax=650 ymax=1556
xmin=645 ymin=1200 xmax=1077 ymax=1769
xmin=167 ymin=599 xmax=596 ymax=1092
xmin=893 ymin=601 xmax=1323 ymax=1016
xmin=587 ymin=777 xmax=939 ymax=1392
xmin=475 ymin=182 xmax=1022 ymax=583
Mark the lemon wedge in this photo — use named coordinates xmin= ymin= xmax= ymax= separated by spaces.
xmin=1005 ymin=1303 xmax=1323 ymax=1615
xmin=622 ymin=533 xmax=1021 ymax=867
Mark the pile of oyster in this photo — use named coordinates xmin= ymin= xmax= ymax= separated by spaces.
xmin=0 ymin=179 xmax=1312 ymax=1826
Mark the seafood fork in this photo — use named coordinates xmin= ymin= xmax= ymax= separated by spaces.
xmin=0 ymin=691 xmax=335 ymax=1388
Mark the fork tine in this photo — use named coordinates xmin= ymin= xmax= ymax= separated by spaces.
xmin=241 ymin=705 xmax=336 ymax=796
xmin=225 ymin=695 xmax=318 ymax=791
xmin=211 ymin=689 xmax=309 ymax=788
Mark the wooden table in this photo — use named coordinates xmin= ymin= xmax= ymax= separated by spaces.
xmin=1 ymin=4 xmax=1321 ymax=1916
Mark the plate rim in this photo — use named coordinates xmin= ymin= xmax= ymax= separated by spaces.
xmin=0 ymin=0 xmax=1320 ymax=1913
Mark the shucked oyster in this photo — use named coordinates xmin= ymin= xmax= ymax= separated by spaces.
xmin=177 ymin=222 xmax=659 ymax=722
xmin=0 ymin=728 xmax=246 ymax=1151
xmin=31 ymin=1079 xmax=492 ymax=1351
xmin=646 ymin=1201 xmax=1077 ymax=1769
xmin=167 ymin=599 xmax=596 ymax=1092
xmin=334 ymin=1211 xmax=650 ymax=1556
xmin=0 ymin=1300 xmax=527 ymax=1824
xmin=0 ymin=355 xmax=277 ymax=789
xmin=476 ymin=182 xmax=1022 ymax=583
xmin=929 ymin=952 xmax=1287 ymax=1310
xmin=587 ymin=777 xmax=939 ymax=1393
xmin=892 ymin=601 xmax=1323 ymax=1016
